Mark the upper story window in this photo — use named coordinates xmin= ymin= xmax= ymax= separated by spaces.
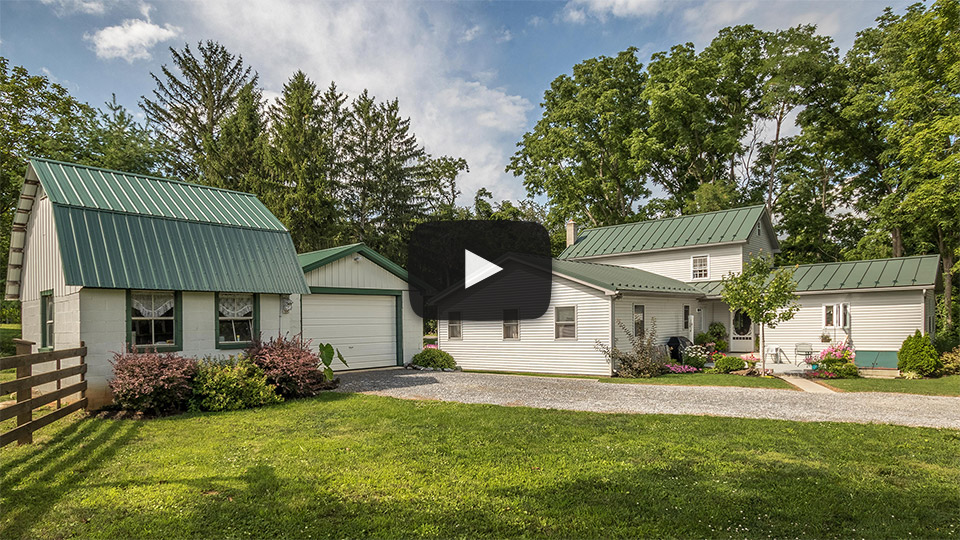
xmin=756 ymin=222 xmax=762 ymax=237
xmin=41 ymin=290 xmax=54 ymax=350
xmin=691 ymin=255 xmax=709 ymax=280
xmin=503 ymin=309 xmax=519 ymax=340
xmin=130 ymin=291 xmax=178 ymax=349
xmin=218 ymin=293 xmax=256 ymax=348
xmin=448 ymin=311 xmax=462 ymax=340
xmin=555 ymin=306 xmax=577 ymax=339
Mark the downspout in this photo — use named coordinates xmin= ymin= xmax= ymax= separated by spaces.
xmin=921 ymin=289 xmax=927 ymax=334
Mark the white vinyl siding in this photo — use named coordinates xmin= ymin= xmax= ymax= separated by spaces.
xmin=438 ymin=274 xmax=612 ymax=376
xmin=19 ymin=188 xmax=81 ymax=302
xmin=742 ymin=219 xmax=777 ymax=262
xmin=582 ymin=244 xmax=744 ymax=282
xmin=764 ymin=290 xmax=926 ymax=355
xmin=613 ymin=295 xmax=687 ymax=349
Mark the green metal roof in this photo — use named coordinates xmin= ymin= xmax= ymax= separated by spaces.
xmin=28 ymin=158 xmax=308 ymax=294
xmin=552 ymin=258 xmax=704 ymax=295
xmin=689 ymin=255 xmax=941 ymax=297
xmin=31 ymin=157 xmax=286 ymax=230
xmin=298 ymin=243 xmax=409 ymax=282
xmin=560 ymin=205 xmax=769 ymax=259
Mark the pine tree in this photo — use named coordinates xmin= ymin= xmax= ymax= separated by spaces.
xmin=203 ymin=83 xmax=269 ymax=196
xmin=141 ymin=41 xmax=256 ymax=182
xmin=267 ymin=71 xmax=336 ymax=252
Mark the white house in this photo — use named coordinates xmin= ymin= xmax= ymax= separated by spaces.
xmin=6 ymin=158 xmax=421 ymax=409
xmin=438 ymin=206 xmax=940 ymax=374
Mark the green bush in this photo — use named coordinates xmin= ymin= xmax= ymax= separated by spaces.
xmin=835 ymin=363 xmax=860 ymax=378
xmin=694 ymin=332 xmax=711 ymax=346
xmin=714 ymin=339 xmax=729 ymax=352
xmin=940 ymin=346 xmax=960 ymax=376
xmin=713 ymin=355 xmax=746 ymax=373
xmin=897 ymin=331 xmax=942 ymax=377
xmin=190 ymin=356 xmax=282 ymax=412
xmin=933 ymin=326 xmax=959 ymax=355
xmin=412 ymin=348 xmax=456 ymax=369
xmin=707 ymin=322 xmax=728 ymax=341
xmin=598 ymin=319 xmax=666 ymax=378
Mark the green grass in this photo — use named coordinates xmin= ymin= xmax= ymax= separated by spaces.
xmin=1 ymin=323 xmax=21 ymax=357
xmin=2 ymin=395 xmax=958 ymax=539
xmin=824 ymin=375 xmax=960 ymax=396
xmin=1 ymin=368 xmax=16 ymax=402
xmin=600 ymin=373 xmax=797 ymax=389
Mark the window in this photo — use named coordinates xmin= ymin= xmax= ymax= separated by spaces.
xmin=130 ymin=291 xmax=179 ymax=349
xmin=823 ymin=303 xmax=850 ymax=328
xmin=503 ymin=309 xmax=519 ymax=340
xmin=691 ymin=255 xmax=709 ymax=279
xmin=555 ymin=306 xmax=576 ymax=339
xmin=756 ymin=222 xmax=762 ymax=236
xmin=217 ymin=293 xmax=257 ymax=348
xmin=448 ymin=311 xmax=462 ymax=340
xmin=633 ymin=304 xmax=645 ymax=336
xmin=40 ymin=290 xmax=54 ymax=350
xmin=683 ymin=305 xmax=691 ymax=330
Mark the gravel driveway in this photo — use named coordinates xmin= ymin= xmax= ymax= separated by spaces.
xmin=337 ymin=369 xmax=960 ymax=429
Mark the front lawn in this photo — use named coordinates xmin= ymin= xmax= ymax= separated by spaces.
xmin=2 ymin=394 xmax=958 ymax=538
xmin=600 ymin=373 xmax=796 ymax=389
xmin=1 ymin=323 xmax=21 ymax=357
xmin=824 ymin=375 xmax=960 ymax=396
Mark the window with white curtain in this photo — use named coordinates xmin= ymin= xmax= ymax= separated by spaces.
xmin=219 ymin=293 xmax=255 ymax=344
xmin=503 ymin=309 xmax=519 ymax=340
xmin=823 ymin=303 xmax=850 ymax=329
xmin=131 ymin=291 xmax=176 ymax=346
xmin=448 ymin=311 xmax=462 ymax=340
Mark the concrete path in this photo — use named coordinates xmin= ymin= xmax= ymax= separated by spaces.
xmin=337 ymin=369 xmax=960 ymax=429
xmin=780 ymin=376 xmax=836 ymax=393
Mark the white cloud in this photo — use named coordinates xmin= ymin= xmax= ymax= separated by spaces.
xmin=84 ymin=18 xmax=181 ymax=62
xmin=496 ymin=27 xmax=513 ymax=43
xmin=188 ymin=1 xmax=533 ymax=202
xmin=527 ymin=15 xmax=545 ymax=27
xmin=459 ymin=24 xmax=482 ymax=43
xmin=40 ymin=0 xmax=106 ymax=16
xmin=562 ymin=0 xmax=670 ymax=22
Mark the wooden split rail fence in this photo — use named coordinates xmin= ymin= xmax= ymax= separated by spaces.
xmin=1 ymin=339 xmax=87 ymax=447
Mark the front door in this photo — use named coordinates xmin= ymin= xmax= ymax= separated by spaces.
xmin=730 ymin=309 xmax=754 ymax=352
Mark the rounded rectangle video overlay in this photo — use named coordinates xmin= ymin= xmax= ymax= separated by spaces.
xmin=407 ymin=221 xmax=552 ymax=321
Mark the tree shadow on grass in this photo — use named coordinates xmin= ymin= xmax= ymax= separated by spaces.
xmin=0 ymin=418 xmax=141 ymax=539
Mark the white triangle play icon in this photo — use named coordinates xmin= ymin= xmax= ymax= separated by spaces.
xmin=464 ymin=249 xmax=503 ymax=289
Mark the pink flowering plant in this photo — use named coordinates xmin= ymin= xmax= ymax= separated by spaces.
xmin=818 ymin=344 xmax=855 ymax=369
xmin=665 ymin=363 xmax=700 ymax=374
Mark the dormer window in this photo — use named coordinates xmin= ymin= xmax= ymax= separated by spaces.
xmin=691 ymin=255 xmax=709 ymax=280
xmin=756 ymin=222 xmax=761 ymax=236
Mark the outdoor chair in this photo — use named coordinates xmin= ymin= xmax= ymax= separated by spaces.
xmin=764 ymin=344 xmax=784 ymax=364
xmin=795 ymin=343 xmax=814 ymax=366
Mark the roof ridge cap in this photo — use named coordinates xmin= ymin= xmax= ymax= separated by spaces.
xmin=29 ymin=156 xmax=260 ymax=198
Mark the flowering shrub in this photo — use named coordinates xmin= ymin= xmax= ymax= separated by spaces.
xmin=597 ymin=318 xmax=666 ymax=378
xmin=110 ymin=349 xmax=198 ymax=415
xmin=247 ymin=334 xmax=331 ymax=398
xmin=681 ymin=345 xmax=709 ymax=369
xmin=665 ymin=363 xmax=700 ymax=374
xmin=810 ymin=369 xmax=839 ymax=379
xmin=741 ymin=353 xmax=760 ymax=368
xmin=900 ymin=370 xmax=922 ymax=380
xmin=818 ymin=344 xmax=855 ymax=369
xmin=941 ymin=346 xmax=960 ymax=376
xmin=189 ymin=356 xmax=282 ymax=412
xmin=423 ymin=343 xmax=438 ymax=349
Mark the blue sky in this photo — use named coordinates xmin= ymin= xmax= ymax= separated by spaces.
xmin=1 ymin=0 xmax=911 ymax=203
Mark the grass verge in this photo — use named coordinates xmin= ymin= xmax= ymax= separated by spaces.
xmin=600 ymin=373 xmax=796 ymax=389
xmin=2 ymin=393 xmax=958 ymax=539
xmin=823 ymin=375 xmax=960 ymax=396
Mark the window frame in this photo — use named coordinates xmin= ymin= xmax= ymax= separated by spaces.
xmin=691 ymin=255 xmax=710 ymax=280
xmin=215 ymin=292 xmax=260 ymax=350
xmin=502 ymin=308 xmax=520 ymax=340
xmin=633 ymin=304 xmax=645 ymax=336
xmin=40 ymin=289 xmax=54 ymax=351
xmin=447 ymin=311 xmax=463 ymax=340
xmin=822 ymin=303 xmax=850 ymax=329
xmin=126 ymin=290 xmax=183 ymax=352
xmin=555 ymin=306 xmax=577 ymax=340
xmin=683 ymin=304 xmax=691 ymax=330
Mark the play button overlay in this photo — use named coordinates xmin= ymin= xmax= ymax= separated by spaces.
xmin=464 ymin=249 xmax=503 ymax=289
xmin=407 ymin=221 xmax=552 ymax=320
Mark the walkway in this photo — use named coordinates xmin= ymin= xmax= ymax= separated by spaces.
xmin=337 ymin=369 xmax=960 ymax=429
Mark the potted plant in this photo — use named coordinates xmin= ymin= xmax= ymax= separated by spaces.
xmin=820 ymin=333 xmax=831 ymax=343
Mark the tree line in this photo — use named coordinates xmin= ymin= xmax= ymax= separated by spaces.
xmin=510 ymin=0 xmax=958 ymax=332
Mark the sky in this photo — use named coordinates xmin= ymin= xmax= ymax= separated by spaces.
xmin=0 ymin=0 xmax=912 ymax=204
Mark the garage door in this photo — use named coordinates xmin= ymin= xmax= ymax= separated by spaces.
xmin=302 ymin=293 xmax=397 ymax=370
